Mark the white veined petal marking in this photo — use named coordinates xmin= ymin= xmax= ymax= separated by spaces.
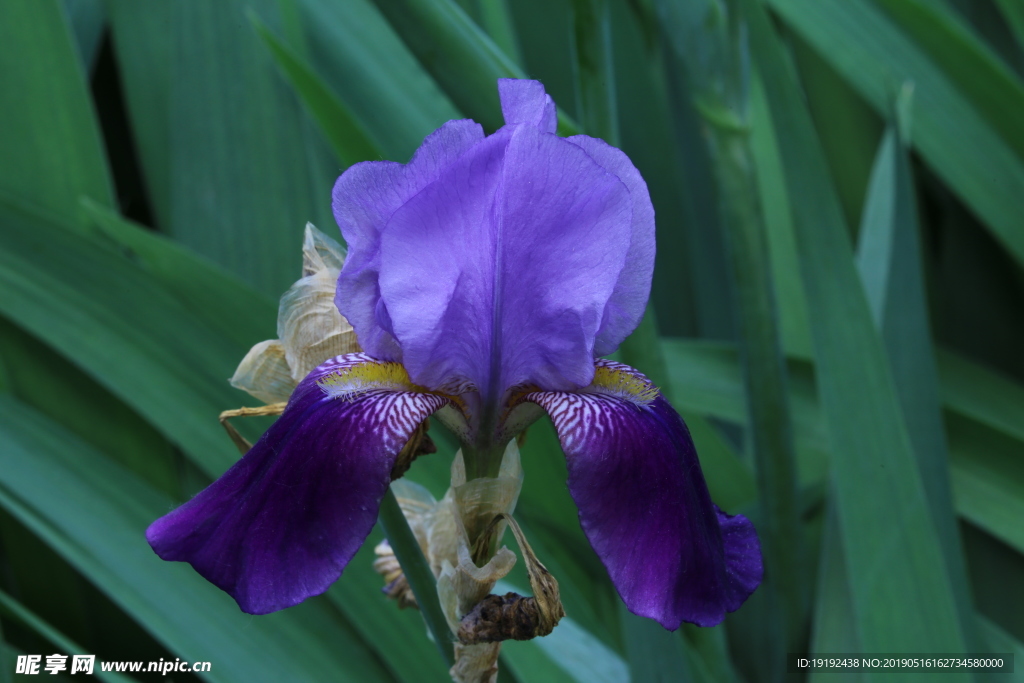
xmin=524 ymin=362 xmax=659 ymax=452
xmin=527 ymin=392 xmax=630 ymax=451
xmin=355 ymin=390 xmax=448 ymax=451
xmin=315 ymin=355 xmax=450 ymax=450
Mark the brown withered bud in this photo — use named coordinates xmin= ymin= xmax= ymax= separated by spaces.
xmin=457 ymin=514 xmax=565 ymax=644
xmin=458 ymin=592 xmax=545 ymax=643
xmin=389 ymin=419 xmax=436 ymax=481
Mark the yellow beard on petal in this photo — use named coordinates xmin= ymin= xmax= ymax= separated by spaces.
xmin=317 ymin=361 xmax=424 ymax=399
xmin=317 ymin=361 xmax=470 ymax=419
xmin=588 ymin=365 xmax=659 ymax=406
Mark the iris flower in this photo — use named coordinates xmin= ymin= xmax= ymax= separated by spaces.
xmin=147 ymin=79 xmax=762 ymax=631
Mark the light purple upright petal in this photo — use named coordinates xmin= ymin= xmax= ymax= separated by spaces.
xmin=525 ymin=360 xmax=762 ymax=629
xmin=334 ymin=120 xmax=485 ymax=361
xmin=498 ymin=78 xmax=557 ymax=133
xmin=565 ymin=136 xmax=656 ymax=356
xmin=146 ymin=354 xmax=448 ymax=615
xmin=378 ymin=124 xmax=632 ymax=402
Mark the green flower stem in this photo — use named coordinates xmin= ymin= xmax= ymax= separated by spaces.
xmin=377 ymin=487 xmax=455 ymax=668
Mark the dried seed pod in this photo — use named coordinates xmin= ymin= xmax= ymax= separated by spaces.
xmin=368 ymin=443 xmax=540 ymax=683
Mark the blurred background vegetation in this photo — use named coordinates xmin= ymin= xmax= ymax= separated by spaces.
xmin=1 ymin=0 xmax=1023 ymax=681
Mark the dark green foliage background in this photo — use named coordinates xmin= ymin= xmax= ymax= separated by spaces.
xmin=1 ymin=0 xmax=1022 ymax=681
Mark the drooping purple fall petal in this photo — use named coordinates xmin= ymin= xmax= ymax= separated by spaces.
xmin=526 ymin=360 xmax=763 ymax=629
xmin=715 ymin=505 xmax=764 ymax=613
xmin=146 ymin=354 xmax=448 ymax=615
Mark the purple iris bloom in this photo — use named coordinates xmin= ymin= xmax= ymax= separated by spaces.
xmin=147 ymin=79 xmax=762 ymax=630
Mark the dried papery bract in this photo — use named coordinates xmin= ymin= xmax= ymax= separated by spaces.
xmin=229 ymin=340 xmax=295 ymax=405
xmin=374 ymin=441 xmax=565 ymax=683
xmin=378 ymin=443 xmax=524 ymax=606
xmin=438 ymin=539 xmax=517 ymax=683
xmin=300 ymin=223 xmax=346 ymax=275
xmin=222 ymin=223 xmax=361 ymax=450
xmin=279 ymin=225 xmax=359 ymax=380
xmin=444 ymin=514 xmax=564 ymax=683
xmin=373 ymin=541 xmax=417 ymax=609
xmin=437 ymin=444 xmax=522 ymax=683
xmin=231 ymin=222 xmax=358 ymax=396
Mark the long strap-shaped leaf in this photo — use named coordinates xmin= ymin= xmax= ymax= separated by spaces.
xmin=764 ymin=0 xmax=1024 ymax=272
xmin=0 ymin=202 xmax=247 ymax=476
xmin=109 ymin=0 xmax=336 ymax=298
xmin=0 ymin=0 xmax=114 ymax=227
xmin=368 ymin=0 xmax=581 ymax=135
xmin=293 ymin=0 xmax=463 ymax=161
xmin=663 ymin=337 xmax=1024 ymax=560
xmin=0 ymin=588 xmax=136 ymax=683
xmin=855 ymin=113 xmax=975 ymax=647
xmin=992 ymin=0 xmax=1024 ymax=53
xmin=0 ymin=396 xmax=395 ymax=683
xmin=737 ymin=0 xmax=969 ymax=664
xmin=871 ymin=0 xmax=1024 ymax=165
xmin=249 ymin=11 xmax=384 ymax=168
xmin=657 ymin=1 xmax=804 ymax=666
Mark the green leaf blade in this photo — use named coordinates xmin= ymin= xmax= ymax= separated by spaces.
xmin=0 ymin=0 xmax=114 ymax=225
xmin=249 ymin=11 xmax=385 ymax=168
xmin=0 ymin=396 xmax=394 ymax=683
xmin=740 ymin=0 xmax=970 ymax=660
xmin=855 ymin=118 xmax=975 ymax=646
xmin=766 ymin=0 xmax=1024 ymax=271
